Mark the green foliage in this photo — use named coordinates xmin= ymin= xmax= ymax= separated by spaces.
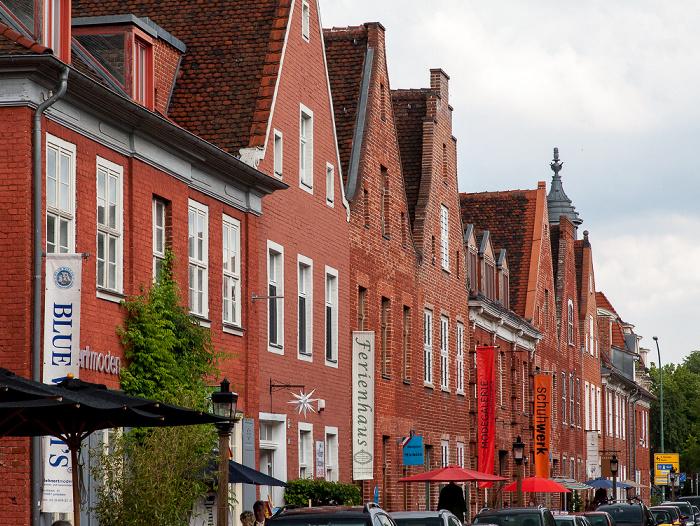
xmin=117 ymin=250 xmax=221 ymax=407
xmin=90 ymin=251 xmax=221 ymax=525
xmin=570 ymin=490 xmax=582 ymax=512
xmin=284 ymin=479 xmax=362 ymax=507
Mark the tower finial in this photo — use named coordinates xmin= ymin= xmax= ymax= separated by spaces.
xmin=550 ymin=147 xmax=563 ymax=176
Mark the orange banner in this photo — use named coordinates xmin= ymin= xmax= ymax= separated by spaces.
xmin=534 ymin=374 xmax=552 ymax=478
xmin=476 ymin=346 xmax=495 ymax=487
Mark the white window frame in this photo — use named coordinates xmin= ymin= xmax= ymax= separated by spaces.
xmin=96 ymin=156 xmax=123 ymax=293
xmin=585 ymin=381 xmax=590 ymax=430
xmin=324 ymin=266 xmax=338 ymax=366
xmin=267 ymin=240 xmax=284 ymax=353
xmin=441 ymin=440 xmax=449 ymax=467
xmin=568 ymin=300 xmax=574 ymax=344
xmin=440 ymin=316 xmax=449 ymax=390
xmin=325 ymin=426 xmax=338 ymax=481
xmin=188 ymin=200 xmax=209 ymax=317
xmin=456 ymin=441 xmax=464 ymax=468
xmin=597 ymin=387 xmax=602 ymax=433
xmin=258 ymin=414 xmax=287 ymax=509
xmin=298 ymin=422 xmax=313 ymax=479
xmin=455 ymin=322 xmax=464 ymax=394
xmin=301 ymin=1 xmax=310 ymax=41
xmin=326 ymin=163 xmax=334 ymax=206
xmin=153 ymin=198 xmax=166 ymax=281
xmin=589 ymin=315 xmax=595 ymax=356
xmin=424 ymin=309 xmax=433 ymax=386
xmin=440 ymin=205 xmax=449 ymax=270
xmin=43 ymin=0 xmax=63 ymax=57
xmin=222 ymin=214 xmax=241 ymax=327
xmin=297 ymin=255 xmax=313 ymax=361
xmin=299 ymin=105 xmax=313 ymax=192
xmin=561 ymin=371 xmax=567 ymax=425
xmin=46 ymin=134 xmax=76 ymax=255
xmin=274 ymin=129 xmax=283 ymax=178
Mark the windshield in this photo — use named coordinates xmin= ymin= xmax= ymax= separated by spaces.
xmin=597 ymin=506 xmax=642 ymax=523
xmin=586 ymin=515 xmax=610 ymax=526
xmin=393 ymin=519 xmax=442 ymax=526
xmin=270 ymin=521 xmax=367 ymax=526
xmin=554 ymin=518 xmax=575 ymax=526
xmin=474 ymin=512 xmax=541 ymax=526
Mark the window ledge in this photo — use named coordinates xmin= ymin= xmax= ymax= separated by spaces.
xmin=403 ymin=380 xmax=411 ymax=386
xmin=191 ymin=315 xmax=211 ymax=328
xmin=298 ymin=352 xmax=313 ymax=362
xmin=456 ymin=389 xmax=465 ymax=396
xmin=325 ymin=358 xmax=339 ymax=369
xmin=442 ymin=267 xmax=451 ymax=275
xmin=222 ymin=323 xmax=245 ymax=337
xmin=382 ymin=234 xmax=391 ymax=241
xmin=268 ymin=343 xmax=284 ymax=355
xmin=424 ymin=381 xmax=434 ymax=389
xmin=441 ymin=387 xmax=451 ymax=393
xmin=382 ymin=374 xmax=391 ymax=380
xmin=96 ymin=288 xmax=126 ymax=304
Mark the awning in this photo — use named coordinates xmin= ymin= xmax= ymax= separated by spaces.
xmin=553 ymin=477 xmax=594 ymax=490
xmin=621 ymin=479 xmax=650 ymax=489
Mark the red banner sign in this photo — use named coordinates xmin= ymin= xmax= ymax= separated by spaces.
xmin=534 ymin=374 xmax=552 ymax=478
xmin=477 ymin=346 xmax=495 ymax=487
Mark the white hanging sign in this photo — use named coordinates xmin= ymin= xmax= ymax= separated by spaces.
xmin=352 ymin=331 xmax=374 ymax=480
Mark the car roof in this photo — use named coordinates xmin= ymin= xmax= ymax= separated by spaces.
xmin=392 ymin=511 xmax=452 ymax=519
xmin=270 ymin=506 xmax=377 ymax=520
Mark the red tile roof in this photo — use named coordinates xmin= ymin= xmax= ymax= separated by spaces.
xmin=595 ymin=291 xmax=618 ymax=316
xmin=459 ymin=189 xmax=539 ymax=318
xmin=323 ymin=25 xmax=368 ymax=186
xmin=392 ymin=89 xmax=429 ymax=227
xmin=72 ymin=0 xmax=292 ymax=155
xmin=0 ymin=21 xmax=51 ymax=54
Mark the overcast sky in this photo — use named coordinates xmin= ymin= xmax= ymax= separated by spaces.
xmin=321 ymin=0 xmax=700 ymax=367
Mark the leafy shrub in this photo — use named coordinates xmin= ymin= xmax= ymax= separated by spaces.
xmin=285 ymin=478 xmax=361 ymax=507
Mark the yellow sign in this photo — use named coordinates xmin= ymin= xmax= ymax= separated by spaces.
xmin=654 ymin=453 xmax=679 ymax=485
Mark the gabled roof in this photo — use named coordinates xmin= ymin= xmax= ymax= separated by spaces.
xmin=595 ymin=291 xmax=618 ymax=317
xmin=0 ymin=21 xmax=51 ymax=55
xmin=324 ymin=25 xmax=368 ymax=188
xmin=460 ymin=189 xmax=540 ymax=318
xmin=73 ymin=0 xmax=292 ymax=155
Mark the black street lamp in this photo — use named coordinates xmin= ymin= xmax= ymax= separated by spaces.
xmin=653 ymin=336 xmax=665 ymax=501
xmin=610 ymin=455 xmax=619 ymax=501
xmin=670 ymin=467 xmax=677 ymax=501
xmin=212 ymin=379 xmax=239 ymax=526
xmin=513 ymin=435 xmax=525 ymax=507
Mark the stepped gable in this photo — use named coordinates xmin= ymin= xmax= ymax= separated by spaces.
xmin=0 ymin=21 xmax=51 ymax=54
xmin=324 ymin=25 xmax=368 ymax=186
xmin=73 ymin=0 xmax=291 ymax=154
xmin=392 ymin=88 xmax=428 ymax=227
xmin=460 ymin=189 xmax=538 ymax=318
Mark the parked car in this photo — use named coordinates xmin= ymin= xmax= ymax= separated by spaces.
xmin=651 ymin=505 xmax=684 ymax=526
xmin=652 ymin=509 xmax=675 ymax=526
xmin=691 ymin=507 xmax=700 ymax=526
xmin=596 ymin=502 xmax=655 ymax=526
xmin=554 ymin=514 xmax=593 ymax=526
xmin=268 ymin=504 xmax=398 ymax=526
xmin=679 ymin=499 xmax=700 ymax=512
xmin=576 ymin=511 xmax=617 ymax=526
xmin=662 ymin=502 xmax=695 ymax=526
xmin=472 ymin=506 xmax=557 ymax=526
xmin=392 ymin=510 xmax=462 ymax=526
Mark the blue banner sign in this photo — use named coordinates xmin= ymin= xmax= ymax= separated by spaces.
xmin=402 ymin=436 xmax=424 ymax=466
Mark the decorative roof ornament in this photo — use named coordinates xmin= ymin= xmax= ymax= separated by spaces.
xmin=546 ymin=147 xmax=582 ymax=232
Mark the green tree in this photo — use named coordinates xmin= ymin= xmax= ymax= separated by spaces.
xmin=91 ymin=251 xmax=221 ymax=526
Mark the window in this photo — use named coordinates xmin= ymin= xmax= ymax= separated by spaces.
xmin=456 ymin=441 xmax=464 ymax=468
xmin=381 ymin=166 xmax=389 ymax=236
xmin=440 ymin=205 xmax=449 ymax=269
xmin=274 ymin=130 xmax=283 ymax=177
xmin=441 ymin=440 xmax=449 ymax=467
xmin=424 ymin=309 xmax=433 ymax=385
xmin=43 ymin=0 xmax=70 ymax=62
xmin=597 ymin=387 xmax=602 ymax=433
xmin=133 ymin=37 xmax=151 ymax=106
xmin=568 ymin=300 xmax=574 ymax=344
xmin=363 ymin=189 xmax=370 ymax=228
xmin=358 ymin=287 xmax=367 ymax=331
xmin=501 ymin=272 xmax=509 ymax=309
xmin=484 ymin=261 xmax=495 ymax=299
xmin=188 ymin=200 xmax=208 ymax=317
xmin=499 ymin=353 xmax=504 ymax=406
xmin=381 ymin=298 xmax=390 ymax=377
xmin=561 ymin=372 xmax=567 ymax=425
xmin=585 ymin=381 xmax=590 ymax=429
xmin=298 ymin=424 xmax=312 ymax=478
xmin=325 ymin=267 xmax=338 ymax=363
xmin=455 ymin=322 xmax=464 ymax=393
xmin=589 ymin=315 xmax=594 ymax=356
xmin=403 ymin=307 xmax=410 ymax=382
xmin=468 ymin=251 xmax=477 ymax=293
xmin=326 ymin=163 xmax=334 ymax=205
xmin=576 ymin=377 xmax=581 ymax=427
xmin=300 ymin=106 xmax=313 ymax=191
xmin=522 ymin=362 xmax=527 ymax=412
xmin=301 ymin=1 xmax=310 ymax=41
xmin=96 ymin=157 xmax=123 ymax=292
xmin=607 ymin=390 xmax=613 ymax=437
xmin=297 ymin=257 xmax=313 ymax=357
xmin=325 ymin=427 xmax=338 ymax=481
xmin=153 ymin=199 xmax=166 ymax=281
xmin=569 ymin=374 xmax=575 ymax=426
xmin=222 ymin=215 xmax=241 ymax=326
xmin=46 ymin=135 xmax=75 ymax=254
xmin=268 ymin=242 xmax=284 ymax=350
xmin=259 ymin=418 xmax=285 ymax=508
xmin=440 ymin=316 xmax=449 ymax=390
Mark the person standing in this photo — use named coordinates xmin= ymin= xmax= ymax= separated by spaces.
xmin=253 ymin=500 xmax=268 ymax=526
xmin=437 ymin=481 xmax=467 ymax=523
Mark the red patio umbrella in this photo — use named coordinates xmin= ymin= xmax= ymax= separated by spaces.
xmin=502 ymin=476 xmax=571 ymax=493
xmin=398 ymin=465 xmax=508 ymax=483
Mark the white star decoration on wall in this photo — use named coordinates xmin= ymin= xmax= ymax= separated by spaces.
xmin=288 ymin=389 xmax=318 ymax=417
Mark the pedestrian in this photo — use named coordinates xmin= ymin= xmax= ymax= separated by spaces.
xmin=51 ymin=521 xmax=72 ymax=526
xmin=437 ymin=481 xmax=467 ymax=523
xmin=241 ymin=510 xmax=255 ymax=526
xmin=254 ymin=500 xmax=268 ymax=526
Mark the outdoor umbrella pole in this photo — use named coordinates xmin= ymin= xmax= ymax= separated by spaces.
xmin=70 ymin=442 xmax=81 ymax=526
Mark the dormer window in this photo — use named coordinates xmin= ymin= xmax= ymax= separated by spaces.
xmin=73 ymin=17 xmax=155 ymax=109
xmin=43 ymin=0 xmax=71 ymax=62
xmin=484 ymin=260 xmax=495 ymax=300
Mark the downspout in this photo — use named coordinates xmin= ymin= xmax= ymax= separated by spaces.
xmin=32 ymin=65 xmax=69 ymax=526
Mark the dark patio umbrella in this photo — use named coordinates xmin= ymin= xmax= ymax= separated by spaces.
xmin=204 ymin=457 xmax=289 ymax=486
xmin=0 ymin=374 xmax=227 ymax=526
xmin=0 ymin=367 xmax=65 ymax=402
xmin=583 ymin=477 xmax=634 ymax=489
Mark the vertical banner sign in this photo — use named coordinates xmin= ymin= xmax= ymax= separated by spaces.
xmin=476 ymin=346 xmax=495 ymax=488
xmin=534 ymin=374 xmax=552 ymax=478
xmin=315 ymin=440 xmax=325 ymax=478
xmin=41 ymin=253 xmax=82 ymax=513
xmin=352 ymin=331 xmax=375 ymax=480
xmin=586 ymin=431 xmax=600 ymax=479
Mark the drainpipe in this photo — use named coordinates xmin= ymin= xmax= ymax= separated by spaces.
xmin=32 ymin=65 xmax=69 ymax=526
